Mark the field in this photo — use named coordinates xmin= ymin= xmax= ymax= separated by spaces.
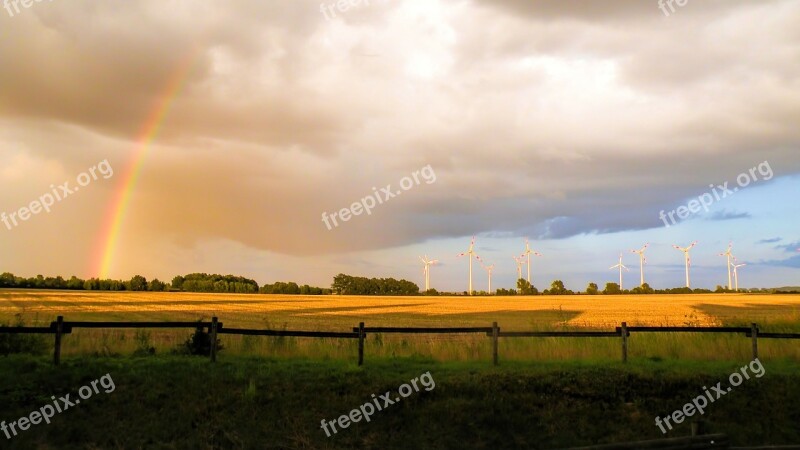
xmin=3 ymin=290 xmax=800 ymax=361
xmin=3 ymin=290 xmax=800 ymax=448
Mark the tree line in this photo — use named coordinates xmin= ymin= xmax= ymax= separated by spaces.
xmin=331 ymin=274 xmax=419 ymax=295
xmin=171 ymin=274 xmax=259 ymax=293
xmin=1 ymin=271 xmax=781 ymax=296
xmin=0 ymin=272 xmax=329 ymax=295
xmin=260 ymin=282 xmax=331 ymax=295
xmin=430 ymin=279 xmax=761 ymax=296
xmin=0 ymin=272 xmax=161 ymax=291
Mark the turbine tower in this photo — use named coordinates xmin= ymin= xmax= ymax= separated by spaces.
xmin=630 ymin=243 xmax=649 ymax=286
xmin=457 ymin=236 xmax=479 ymax=295
xmin=719 ymin=242 xmax=734 ymax=290
xmin=609 ymin=253 xmax=630 ymax=290
xmin=476 ymin=256 xmax=494 ymax=294
xmin=732 ymin=261 xmax=746 ymax=292
xmin=419 ymin=256 xmax=438 ymax=292
xmin=521 ymin=238 xmax=542 ymax=284
xmin=672 ymin=241 xmax=698 ymax=288
xmin=512 ymin=255 xmax=525 ymax=281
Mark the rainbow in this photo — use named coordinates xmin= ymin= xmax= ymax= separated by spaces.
xmin=95 ymin=53 xmax=197 ymax=279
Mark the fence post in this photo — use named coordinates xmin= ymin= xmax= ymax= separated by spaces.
xmin=621 ymin=322 xmax=628 ymax=363
xmin=751 ymin=323 xmax=758 ymax=360
xmin=691 ymin=418 xmax=706 ymax=436
xmin=492 ymin=322 xmax=499 ymax=366
xmin=53 ymin=316 xmax=63 ymax=366
xmin=358 ymin=322 xmax=365 ymax=366
xmin=210 ymin=317 xmax=218 ymax=363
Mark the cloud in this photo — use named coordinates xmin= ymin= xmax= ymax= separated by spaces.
xmin=776 ymin=242 xmax=800 ymax=253
xmin=1 ymin=0 xmax=799 ymax=277
xmin=758 ymin=237 xmax=782 ymax=244
xmin=762 ymin=254 xmax=800 ymax=268
xmin=707 ymin=211 xmax=751 ymax=222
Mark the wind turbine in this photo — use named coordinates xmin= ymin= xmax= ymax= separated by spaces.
xmin=732 ymin=260 xmax=746 ymax=292
xmin=521 ymin=238 xmax=542 ymax=284
xmin=719 ymin=242 xmax=734 ymax=290
xmin=476 ymin=256 xmax=494 ymax=294
xmin=419 ymin=256 xmax=438 ymax=292
xmin=630 ymin=243 xmax=649 ymax=286
xmin=609 ymin=253 xmax=630 ymax=290
xmin=673 ymin=241 xmax=698 ymax=288
xmin=457 ymin=236 xmax=479 ymax=295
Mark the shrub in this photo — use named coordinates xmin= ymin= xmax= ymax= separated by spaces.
xmin=177 ymin=322 xmax=222 ymax=356
xmin=132 ymin=329 xmax=156 ymax=356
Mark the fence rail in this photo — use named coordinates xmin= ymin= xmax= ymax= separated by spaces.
xmin=625 ymin=326 xmax=751 ymax=333
xmin=352 ymin=326 xmax=493 ymax=334
xmin=217 ymin=328 xmax=359 ymax=338
xmin=496 ymin=331 xmax=621 ymax=338
xmin=2 ymin=316 xmax=800 ymax=366
xmin=61 ymin=321 xmax=219 ymax=329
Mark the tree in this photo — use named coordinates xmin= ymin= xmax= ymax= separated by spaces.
xmin=603 ymin=282 xmax=621 ymax=295
xmin=171 ymin=275 xmax=185 ymax=290
xmin=66 ymin=276 xmax=85 ymax=290
xmin=517 ymin=278 xmax=539 ymax=295
xmin=546 ymin=280 xmax=572 ymax=295
xmin=83 ymin=278 xmax=101 ymax=291
xmin=129 ymin=275 xmax=148 ymax=291
xmin=0 ymin=272 xmax=16 ymax=288
xmin=149 ymin=279 xmax=166 ymax=291
xmin=586 ymin=282 xmax=599 ymax=295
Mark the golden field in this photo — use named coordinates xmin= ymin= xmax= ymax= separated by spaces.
xmin=3 ymin=290 xmax=800 ymax=361
xmin=2 ymin=289 xmax=800 ymax=329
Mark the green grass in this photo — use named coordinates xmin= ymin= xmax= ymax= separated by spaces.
xmin=0 ymin=355 xmax=799 ymax=449
xmin=6 ymin=314 xmax=800 ymax=363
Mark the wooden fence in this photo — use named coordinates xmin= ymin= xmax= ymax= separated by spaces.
xmin=2 ymin=317 xmax=799 ymax=366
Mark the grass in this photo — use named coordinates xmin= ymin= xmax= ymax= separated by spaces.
xmin=0 ymin=355 xmax=799 ymax=449
xmin=3 ymin=290 xmax=800 ymax=361
xmin=3 ymin=291 xmax=800 ymax=447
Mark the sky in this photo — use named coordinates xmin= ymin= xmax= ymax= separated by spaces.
xmin=0 ymin=0 xmax=799 ymax=292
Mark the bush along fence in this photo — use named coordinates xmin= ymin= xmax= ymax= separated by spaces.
xmin=2 ymin=317 xmax=799 ymax=366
